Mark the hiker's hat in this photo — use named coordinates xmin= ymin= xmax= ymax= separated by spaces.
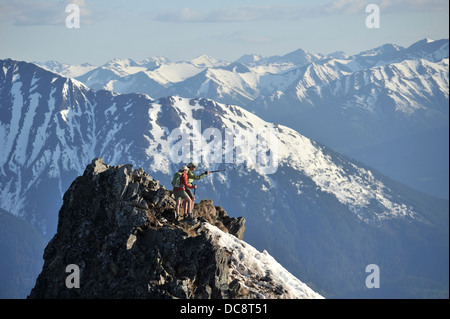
xmin=180 ymin=166 xmax=189 ymax=171
xmin=188 ymin=162 xmax=197 ymax=168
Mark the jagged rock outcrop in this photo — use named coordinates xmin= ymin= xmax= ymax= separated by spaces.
xmin=28 ymin=158 xmax=321 ymax=299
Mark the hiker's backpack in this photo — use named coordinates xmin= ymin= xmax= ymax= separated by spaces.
xmin=172 ymin=172 xmax=183 ymax=188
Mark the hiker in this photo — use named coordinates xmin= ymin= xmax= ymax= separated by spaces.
xmin=186 ymin=162 xmax=210 ymax=217
xmin=172 ymin=166 xmax=197 ymax=220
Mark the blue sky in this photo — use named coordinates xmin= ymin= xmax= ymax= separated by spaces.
xmin=0 ymin=0 xmax=448 ymax=64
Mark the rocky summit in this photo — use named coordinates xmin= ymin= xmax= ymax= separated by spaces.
xmin=28 ymin=158 xmax=322 ymax=299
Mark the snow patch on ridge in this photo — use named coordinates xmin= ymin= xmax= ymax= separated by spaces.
xmin=204 ymin=223 xmax=324 ymax=299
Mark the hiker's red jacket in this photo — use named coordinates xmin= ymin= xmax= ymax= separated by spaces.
xmin=173 ymin=173 xmax=194 ymax=192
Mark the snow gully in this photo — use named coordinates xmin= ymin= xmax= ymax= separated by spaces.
xmin=169 ymin=119 xmax=279 ymax=175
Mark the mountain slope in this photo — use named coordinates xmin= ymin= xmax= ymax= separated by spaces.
xmin=261 ymin=57 xmax=449 ymax=146
xmin=0 ymin=208 xmax=46 ymax=298
xmin=252 ymin=40 xmax=449 ymax=198
xmin=0 ymin=59 xmax=448 ymax=298
xmin=42 ymin=39 xmax=449 ymax=198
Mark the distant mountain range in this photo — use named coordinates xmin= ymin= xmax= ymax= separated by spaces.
xmin=36 ymin=38 xmax=450 ymax=198
xmin=1 ymin=57 xmax=448 ymax=298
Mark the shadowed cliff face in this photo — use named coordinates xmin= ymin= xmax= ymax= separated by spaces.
xmin=28 ymin=158 xmax=321 ymax=299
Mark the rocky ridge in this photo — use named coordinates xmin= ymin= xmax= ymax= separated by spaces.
xmin=28 ymin=158 xmax=321 ymax=299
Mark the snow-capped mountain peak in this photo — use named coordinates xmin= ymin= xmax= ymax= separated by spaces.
xmin=408 ymin=37 xmax=436 ymax=50
xmin=35 ymin=60 xmax=96 ymax=78
xmin=139 ymin=56 xmax=171 ymax=70
xmin=276 ymin=48 xmax=323 ymax=65
xmin=190 ymin=54 xmax=226 ymax=68
xmin=234 ymin=54 xmax=264 ymax=65
xmin=145 ymin=96 xmax=420 ymax=224
xmin=101 ymin=58 xmax=146 ymax=77
xmin=103 ymin=57 xmax=138 ymax=68
xmin=359 ymin=43 xmax=404 ymax=57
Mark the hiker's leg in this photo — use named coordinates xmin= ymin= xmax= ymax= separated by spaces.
xmin=174 ymin=191 xmax=186 ymax=219
xmin=185 ymin=189 xmax=194 ymax=216
xmin=175 ymin=197 xmax=181 ymax=216
xmin=178 ymin=191 xmax=189 ymax=218
xmin=190 ymin=197 xmax=195 ymax=217
xmin=183 ymin=199 xmax=189 ymax=217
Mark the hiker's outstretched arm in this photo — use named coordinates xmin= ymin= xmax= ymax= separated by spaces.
xmin=190 ymin=171 xmax=207 ymax=180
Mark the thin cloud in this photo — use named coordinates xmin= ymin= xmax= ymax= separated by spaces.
xmin=154 ymin=5 xmax=309 ymax=23
xmin=153 ymin=0 xmax=448 ymax=23
xmin=0 ymin=0 xmax=92 ymax=26
xmin=378 ymin=0 xmax=449 ymax=13
xmin=325 ymin=0 xmax=448 ymax=14
xmin=213 ymin=31 xmax=271 ymax=44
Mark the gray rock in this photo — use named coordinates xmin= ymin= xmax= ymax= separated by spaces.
xmin=28 ymin=158 xmax=247 ymax=299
